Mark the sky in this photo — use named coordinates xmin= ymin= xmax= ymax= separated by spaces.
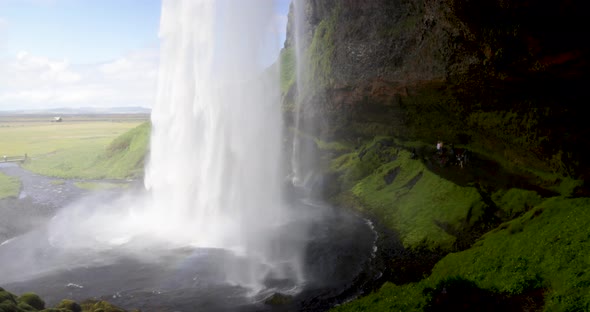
xmin=0 ymin=0 xmax=291 ymax=110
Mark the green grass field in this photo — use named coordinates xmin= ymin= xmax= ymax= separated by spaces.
xmin=0 ymin=115 xmax=149 ymax=180
xmin=0 ymin=172 xmax=20 ymax=199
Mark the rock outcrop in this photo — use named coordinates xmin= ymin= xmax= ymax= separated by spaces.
xmin=282 ymin=0 xmax=590 ymax=180
xmin=280 ymin=1 xmax=590 ymax=310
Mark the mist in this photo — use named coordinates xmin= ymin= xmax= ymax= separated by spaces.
xmin=0 ymin=1 xmax=377 ymax=310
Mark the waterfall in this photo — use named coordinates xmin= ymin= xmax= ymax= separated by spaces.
xmin=0 ymin=0 xmax=307 ymax=293
xmin=290 ymin=0 xmax=313 ymax=189
xmin=288 ymin=0 xmax=319 ymax=194
xmin=140 ymin=0 xmax=301 ymax=289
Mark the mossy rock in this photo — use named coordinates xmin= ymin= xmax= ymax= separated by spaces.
xmin=0 ymin=302 xmax=19 ymax=312
xmin=18 ymin=301 xmax=38 ymax=311
xmin=55 ymin=299 xmax=81 ymax=312
xmin=80 ymin=300 xmax=126 ymax=312
xmin=264 ymin=292 xmax=293 ymax=306
xmin=0 ymin=290 xmax=17 ymax=305
xmin=18 ymin=293 xmax=45 ymax=310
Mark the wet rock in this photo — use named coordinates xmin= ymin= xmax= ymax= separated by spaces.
xmin=403 ymin=172 xmax=423 ymax=189
xmin=384 ymin=167 xmax=401 ymax=185
xmin=264 ymin=292 xmax=293 ymax=306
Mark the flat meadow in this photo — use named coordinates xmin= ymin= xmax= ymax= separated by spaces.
xmin=0 ymin=114 xmax=149 ymax=198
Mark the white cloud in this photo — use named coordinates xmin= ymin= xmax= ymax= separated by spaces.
xmin=99 ymin=50 xmax=159 ymax=81
xmin=13 ymin=51 xmax=81 ymax=83
xmin=0 ymin=49 xmax=159 ymax=110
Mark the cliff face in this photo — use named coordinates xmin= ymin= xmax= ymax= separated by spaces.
xmin=281 ymin=1 xmax=590 ymax=309
xmin=282 ymin=0 xmax=590 ymax=180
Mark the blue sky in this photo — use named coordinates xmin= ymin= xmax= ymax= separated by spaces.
xmin=0 ymin=0 xmax=291 ymax=110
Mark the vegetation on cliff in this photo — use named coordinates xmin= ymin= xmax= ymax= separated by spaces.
xmin=280 ymin=0 xmax=590 ymax=310
xmin=332 ymin=196 xmax=590 ymax=311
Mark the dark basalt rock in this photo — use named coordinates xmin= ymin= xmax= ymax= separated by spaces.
xmin=383 ymin=167 xmax=401 ymax=185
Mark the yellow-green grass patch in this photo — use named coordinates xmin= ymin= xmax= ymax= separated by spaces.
xmin=0 ymin=120 xmax=142 ymax=157
xmin=0 ymin=172 xmax=20 ymax=199
xmin=74 ymin=181 xmax=129 ymax=191
xmin=0 ymin=120 xmax=149 ymax=179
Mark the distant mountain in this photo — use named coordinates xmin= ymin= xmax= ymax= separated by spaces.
xmin=0 ymin=106 xmax=151 ymax=115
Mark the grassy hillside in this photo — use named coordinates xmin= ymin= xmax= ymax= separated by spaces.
xmin=317 ymin=133 xmax=590 ymax=311
xmin=23 ymin=121 xmax=150 ymax=179
xmin=330 ymin=138 xmax=492 ymax=251
xmin=332 ymin=196 xmax=590 ymax=311
xmin=0 ymin=119 xmax=141 ymax=157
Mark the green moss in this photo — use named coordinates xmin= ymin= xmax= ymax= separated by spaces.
xmin=334 ymin=138 xmax=485 ymax=250
xmin=0 ymin=290 xmax=17 ymax=305
xmin=314 ymin=138 xmax=353 ymax=154
xmin=79 ymin=300 xmax=125 ymax=312
xmin=383 ymin=14 xmax=421 ymax=38
xmin=431 ymin=197 xmax=590 ymax=308
xmin=467 ymin=110 xmax=541 ymax=148
xmin=55 ymin=299 xmax=81 ymax=312
xmin=330 ymin=138 xmax=398 ymax=190
xmin=18 ymin=293 xmax=44 ymax=310
xmin=279 ymin=47 xmax=296 ymax=95
xmin=554 ymin=177 xmax=583 ymax=197
xmin=492 ymin=188 xmax=542 ymax=219
xmin=304 ymin=5 xmax=339 ymax=92
xmin=0 ymin=173 xmax=20 ymax=199
xmin=17 ymin=302 xmax=36 ymax=311
xmin=0 ymin=302 xmax=18 ymax=312
xmin=264 ymin=293 xmax=293 ymax=306
xmin=331 ymin=282 xmax=427 ymax=312
xmin=334 ymin=197 xmax=590 ymax=311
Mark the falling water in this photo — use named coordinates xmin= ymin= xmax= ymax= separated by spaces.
xmin=141 ymin=0 xmax=303 ymax=288
xmin=0 ymin=1 xmax=380 ymax=307
xmin=290 ymin=0 xmax=309 ymax=187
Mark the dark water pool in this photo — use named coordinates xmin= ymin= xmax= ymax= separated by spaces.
xmin=0 ymin=171 xmax=380 ymax=312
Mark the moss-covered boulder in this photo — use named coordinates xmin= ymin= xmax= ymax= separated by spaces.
xmin=17 ymin=301 xmax=38 ymax=311
xmin=0 ymin=289 xmax=17 ymax=305
xmin=79 ymin=300 xmax=126 ymax=312
xmin=55 ymin=299 xmax=81 ymax=312
xmin=18 ymin=293 xmax=45 ymax=311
